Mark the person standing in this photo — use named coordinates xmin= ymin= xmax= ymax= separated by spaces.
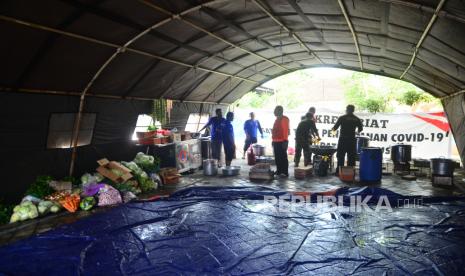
xmin=331 ymin=105 xmax=363 ymax=175
xmin=272 ymin=106 xmax=290 ymax=177
xmin=308 ymin=107 xmax=317 ymax=122
xmin=223 ymin=112 xmax=236 ymax=166
xmin=199 ymin=108 xmax=226 ymax=166
xmin=295 ymin=113 xmax=320 ymax=167
xmin=242 ymin=112 xmax=264 ymax=158
xmin=301 ymin=106 xmax=317 ymax=121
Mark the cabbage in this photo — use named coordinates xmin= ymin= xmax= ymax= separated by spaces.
xmin=10 ymin=201 xmax=39 ymax=223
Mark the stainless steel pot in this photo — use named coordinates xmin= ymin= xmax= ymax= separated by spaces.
xmin=222 ymin=166 xmax=240 ymax=176
xmin=356 ymin=136 xmax=370 ymax=155
xmin=253 ymin=145 xmax=265 ymax=156
xmin=203 ymin=159 xmax=218 ymax=176
xmin=391 ymin=144 xmax=412 ymax=163
xmin=431 ymin=158 xmax=455 ymax=176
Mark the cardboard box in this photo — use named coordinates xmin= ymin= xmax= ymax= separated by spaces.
xmin=96 ymin=161 xmax=133 ymax=183
xmin=249 ymin=171 xmax=274 ymax=181
xmin=97 ymin=158 xmax=110 ymax=166
xmin=108 ymin=161 xmax=132 ymax=174
xmin=295 ymin=166 xmax=313 ymax=179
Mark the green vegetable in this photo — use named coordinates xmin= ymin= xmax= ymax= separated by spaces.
xmin=81 ymin=173 xmax=104 ymax=186
xmin=25 ymin=175 xmax=55 ymax=199
xmin=38 ymin=201 xmax=53 ymax=215
xmin=136 ymin=174 xmax=157 ymax=193
xmin=50 ymin=204 xmax=61 ymax=213
xmin=0 ymin=202 xmax=14 ymax=225
xmin=133 ymin=152 xmax=160 ymax=173
xmin=79 ymin=197 xmax=96 ymax=211
xmin=10 ymin=201 xmax=39 ymax=223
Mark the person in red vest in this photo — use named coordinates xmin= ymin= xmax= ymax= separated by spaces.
xmin=272 ymin=106 xmax=290 ymax=177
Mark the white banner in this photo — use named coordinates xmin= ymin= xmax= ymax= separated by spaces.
xmin=232 ymin=108 xmax=457 ymax=159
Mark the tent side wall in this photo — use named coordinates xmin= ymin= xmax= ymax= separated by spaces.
xmin=0 ymin=93 xmax=223 ymax=203
xmin=0 ymin=93 xmax=151 ymax=203
xmin=443 ymin=93 xmax=465 ymax=166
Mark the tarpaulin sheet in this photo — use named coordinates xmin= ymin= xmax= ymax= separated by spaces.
xmin=1 ymin=186 xmax=465 ymax=275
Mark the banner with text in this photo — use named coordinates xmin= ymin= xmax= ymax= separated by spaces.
xmin=232 ymin=108 xmax=457 ymax=159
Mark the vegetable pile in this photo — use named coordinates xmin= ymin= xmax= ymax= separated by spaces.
xmin=7 ymin=152 xmax=165 ymax=225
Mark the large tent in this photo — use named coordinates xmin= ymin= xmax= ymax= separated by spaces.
xmin=1 ymin=0 xmax=465 ymax=201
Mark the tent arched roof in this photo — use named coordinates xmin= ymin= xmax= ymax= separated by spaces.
xmin=1 ymin=0 xmax=465 ymax=104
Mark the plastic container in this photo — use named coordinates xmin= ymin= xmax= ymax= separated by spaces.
xmin=359 ymin=147 xmax=382 ymax=182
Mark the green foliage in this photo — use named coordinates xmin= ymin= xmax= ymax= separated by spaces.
xmin=397 ymin=90 xmax=436 ymax=106
xmin=25 ymin=175 xmax=55 ymax=199
xmin=234 ymin=69 xmax=436 ymax=113
xmin=153 ymin=99 xmax=168 ymax=126
xmin=147 ymin=125 xmax=157 ymax=131
xmin=0 ymin=202 xmax=14 ymax=225
xmin=234 ymin=70 xmax=313 ymax=109
xmin=342 ymin=71 xmax=434 ymax=113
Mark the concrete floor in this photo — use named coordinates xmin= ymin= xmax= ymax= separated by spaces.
xmin=1 ymin=158 xmax=464 ymax=247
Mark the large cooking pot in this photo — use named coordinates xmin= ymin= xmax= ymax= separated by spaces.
xmin=203 ymin=159 xmax=218 ymax=176
xmin=222 ymin=166 xmax=241 ymax=176
xmin=310 ymin=145 xmax=337 ymax=156
xmin=200 ymin=138 xmax=211 ymax=161
xmin=431 ymin=158 xmax=455 ymax=176
xmin=252 ymin=144 xmax=265 ymax=156
xmin=356 ymin=136 xmax=370 ymax=155
xmin=391 ymin=144 xmax=412 ymax=163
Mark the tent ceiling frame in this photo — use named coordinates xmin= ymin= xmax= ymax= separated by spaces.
xmin=0 ymin=87 xmax=228 ymax=105
xmin=337 ymin=0 xmax=363 ymax=70
xmin=251 ymin=0 xmax=323 ymax=64
xmin=285 ymin=0 xmax=331 ymax=51
xmin=61 ymin=0 xmax=270 ymax=80
xmin=138 ymin=0 xmax=289 ymax=71
xmin=198 ymin=6 xmax=306 ymax=68
xmin=399 ymin=0 xmax=447 ymax=79
xmin=380 ymin=0 xmax=465 ymax=25
xmin=0 ymin=16 xmax=255 ymax=84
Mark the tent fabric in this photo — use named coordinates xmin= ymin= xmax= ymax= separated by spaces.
xmin=443 ymin=93 xmax=465 ymax=164
xmin=0 ymin=92 xmax=152 ymax=203
xmin=1 ymin=0 xmax=465 ymax=189
xmin=0 ymin=186 xmax=465 ymax=275
xmin=1 ymin=0 xmax=465 ymax=102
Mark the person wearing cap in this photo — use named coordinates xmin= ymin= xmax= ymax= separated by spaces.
xmin=199 ymin=108 xmax=226 ymax=166
xmin=331 ymin=105 xmax=363 ymax=175
xmin=272 ymin=105 xmax=290 ymax=177
xmin=242 ymin=112 xmax=264 ymax=159
xmin=223 ymin=112 xmax=236 ymax=166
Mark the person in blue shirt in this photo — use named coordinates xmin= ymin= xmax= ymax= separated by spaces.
xmin=199 ymin=108 xmax=226 ymax=165
xmin=223 ymin=112 xmax=236 ymax=166
xmin=242 ymin=112 xmax=264 ymax=159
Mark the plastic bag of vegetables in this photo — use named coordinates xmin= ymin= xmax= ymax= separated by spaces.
xmin=81 ymin=173 xmax=104 ymax=186
xmin=98 ymin=185 xmax=122 ymax=206
xmin=10 ymin=201 xmax=39 ymax=223
xmin=133 ymin=152 xmax=160 ymax=173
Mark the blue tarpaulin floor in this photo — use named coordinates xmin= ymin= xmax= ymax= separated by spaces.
xmin=1 ymin=186 xmax=465 ymax=275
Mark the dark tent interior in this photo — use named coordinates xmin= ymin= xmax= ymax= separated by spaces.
xmin=1 ymin=0 xmax=465 ymax=274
